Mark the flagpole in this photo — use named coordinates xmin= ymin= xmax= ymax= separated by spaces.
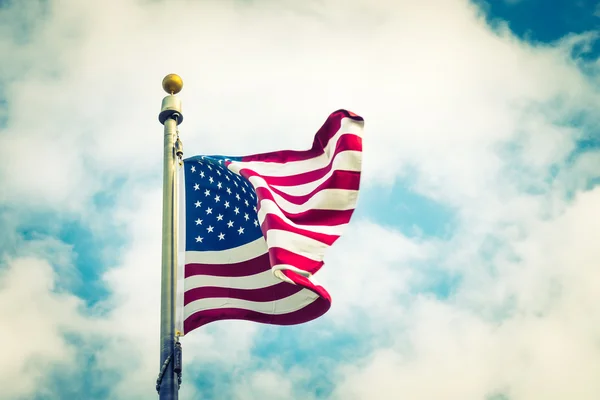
xmin=157 ymin=74 xmax=184 ymax=399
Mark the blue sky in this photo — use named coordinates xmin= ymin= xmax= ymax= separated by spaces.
xmin=1 ymin=0 xmax=600 ymax=399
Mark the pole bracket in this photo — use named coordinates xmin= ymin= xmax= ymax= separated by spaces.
xmin=156 ymin=340 xmax=183 ymax=393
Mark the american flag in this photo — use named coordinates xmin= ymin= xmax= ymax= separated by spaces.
xmin=180 ymin=109 xmax=364 ymax=334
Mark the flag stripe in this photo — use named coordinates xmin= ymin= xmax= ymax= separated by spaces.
xmin=183 ymin=288 xmax=320 ymax=319
xmin=233 ymin=120 xmax=362 ymax=169
xmin=237 ymin=149 xmax=361 ymax=188
xmin=231 ymin=110 xmax=363 ymax=164
xmin=183 ymin=295 xmax=330 ymax=332
xmin=185 ymin=253 xmax=271 ymax=278
xmin=261 ymin=213 xmax=339 ymax=246
xmin=260 ymin=207 xmax=355 ymax=227
xmin=272 ymin=166 xmax=361 ymax=198
xmin=249 ymin=168 xmax=360 ymax=205
xmin=264 ymin=229 xmax=329 ymax=262
xmin=258 ymin=198 xmax=348 ymax=236
xmin=184 ymin=281 xmax=304 ymax=305
xmin=252 ymin=186 xmax=358 ymax=214
xmin=233 ymin=142 xmax=362 ymax=187
xmin=256 ymin=193 xmax=356 ymax=226
xmin=185 ymin=268 xmax=280 ymax=291
xmin=239 ymin=134 xmax=363 ymax=178
xmin=229 ymin=137 xmax=361 ymax=184
xmin=268 ymin=247 xmax=324 ymax=275
xmin=184 ymin=237 xmax=267 ymax=265
xmin=278 ymin=269 xmax=329 ymax=301
xmin=268 ymin=170 xmax=361 ymax=202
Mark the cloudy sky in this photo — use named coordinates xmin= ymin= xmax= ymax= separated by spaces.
xmin=1 ymin=0 xmax=600 ymax=399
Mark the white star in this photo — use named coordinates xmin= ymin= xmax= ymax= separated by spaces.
xmin=195 ymin=236 xmax=203 ymax=243
xmin=194 ymin=183 xmax=200 ymax=191
xmin=214 ymin=195 xmax=220 ymax=202
xmin=217 ymin=182 xmax=222 ymax=189
xmin=195 ymin=201 xmax=201 ymax=208
xmin=236 ymin=193 xmax=240 ymax=200
xmin=204 ymin=189 xmax=210 ymax=197
xmin=217 ymin=214 xmax=223 ymax=221
xmin=226 ymin=175 xmax=230 ymax=181
xmin=224 ymin=201 xmax=230 ymax=209
xmin=216 ymin=170 xmax=221 ymax=176
xmin=234 ymin=181 xmax=238 ymax=187
xmin=244 ymin=213 xmax=249 ymax=221
xmin=191 ymin=166 xmax=196 ymax=172
xmin=244 ymin=199 xmax=249 ymax=206
xmin=209 ymin=177 xmax=214 ymax=184
xmin=218 ymin=159 xmax=223 ymax=164
xmin=227 ymin=220 xmax=234 ymax=228
xmin=206 ymin=207 xmax=213 ymax=214
xmin=207 ymin=225 xmax=214 ymax=233
xmin=238 ymin=227 xmax=244 ymax=235
xmin=200 ymin=171 xmax=205 ymax=178
xmin=218 ymin=233 xmax=225 ymax=240
xmin=226 ymin=188 xmax=232 ymax=195
xmin=195 ymin=218 xmax=202 ymax=225
xmin=254 ymin=219 xmax=259 ymax=227
xmin=242 ymin=187 xmax=246 ymax=193
xmin=234 ymin=207 xmax=240 ymax=215
xmin=207 ymin=165 xmax=212 ymax=170
xmin=253 ymin=206 xmax=257 ymax=212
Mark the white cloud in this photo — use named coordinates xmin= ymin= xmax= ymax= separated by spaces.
xmin=232 ymin=368 xmax=297 ymax=400
xmin=329 ymin=182 xmax=600 ymax=400
xmin=0 ymin=256 xmax=91 ymax=399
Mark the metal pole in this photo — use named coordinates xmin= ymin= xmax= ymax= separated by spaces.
xmin=158 ymin=74 xmax=184 ymax=400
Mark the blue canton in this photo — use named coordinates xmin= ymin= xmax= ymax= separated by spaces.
xmin=184 ymin=156 xmax=262 ymax=252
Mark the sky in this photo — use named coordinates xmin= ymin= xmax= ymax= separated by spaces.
xmin=0 ymin=0 xmax=599 ymax=399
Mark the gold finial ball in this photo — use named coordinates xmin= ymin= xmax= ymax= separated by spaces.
xmin=162 ymin=74 xmax=183 ymax=95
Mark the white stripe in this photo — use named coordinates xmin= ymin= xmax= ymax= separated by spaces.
xmin=272 ymin=264 xmax=323 ymax=286
xmin=265 ymin=229 xmax=328 ymax=261
xmin=185 ymin=269 xmax=281 ymax=291
xmin=183 ymin=288 xmax=320 ymax=319
xmin=184 ymin=237 xmax=267 ymax=265
xmin=257 ymin=198 xmax=347 ymax=236
xmin=227 ymin=118 xmax=363 ymax=177
xmin=270 ymin=150 xmax=362 ymax=195
xmin=250 ymin=175 xmax=358 ymax=213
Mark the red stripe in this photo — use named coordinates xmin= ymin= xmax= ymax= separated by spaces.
xmin=238 ymin=135 xmax=362 ymax=186
xmin=183 ymin=294 xmax=330 ymax=334
xmin=280 ymin=269 xmax=331 ymax=303
xmin=241 ymin=110 xmax=362 ymax=164
xmin=345 ymin=110 xmax=361 ymax=118
xmin=268 ymin=247 xmax=324 ymax=275
xmin=266 ymin=204 xmax=354 ymax=226
xmin=267 ymin=170 xmax=360 ymax=205
xmin=261 ymin=213 xmax=339 ymax=246
xmin=255 ymin=188 xmax=355 ymax=225
xmin=185 ymin=252 xmax=270 ymax=278
xmin=184 ymin=281 xmax=303 ymax=305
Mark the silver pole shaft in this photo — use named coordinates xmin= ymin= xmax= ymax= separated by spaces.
xmin=158 ymin=74 xmax=184 ymax=399
xmin=159 ymin=115 xmax=178 ymax=399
